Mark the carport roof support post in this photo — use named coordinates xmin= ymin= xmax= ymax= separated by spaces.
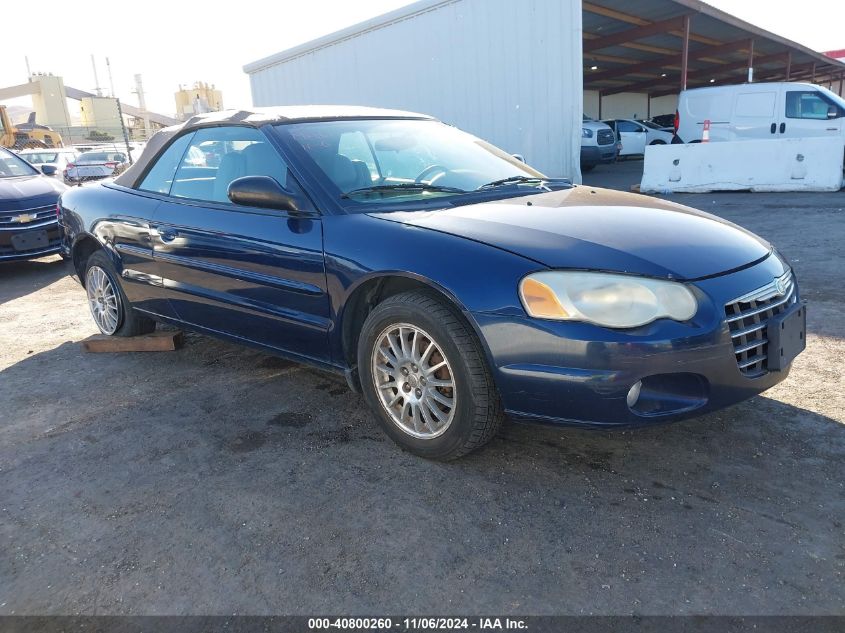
xmin=681 ymin=14 xmax=691 ymax=91
xmin=747 ymin=39 xmax=755 ymax=82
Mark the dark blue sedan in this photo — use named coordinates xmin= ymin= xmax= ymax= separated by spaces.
xmin=1 ymin=146 xmax=66 ymax=262
xmin=59 ymin=107 xmax=806 ymax=460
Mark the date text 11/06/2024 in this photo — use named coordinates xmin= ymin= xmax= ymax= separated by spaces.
xmin=307 ymin=617 xmax=528 ymax=630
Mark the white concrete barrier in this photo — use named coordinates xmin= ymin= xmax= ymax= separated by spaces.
xmin=641 ymin=137 xmax=845 ymax=193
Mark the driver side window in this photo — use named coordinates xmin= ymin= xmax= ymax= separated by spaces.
xmin=169 ymin=126 xmax=292 ymax=204
xmin=785 ymin=91 xmax=836 ymax=120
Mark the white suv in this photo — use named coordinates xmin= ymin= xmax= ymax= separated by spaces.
xmin=581 ymin=116 xmax=618 ymax=172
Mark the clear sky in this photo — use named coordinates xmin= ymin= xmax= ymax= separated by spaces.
xmin=3 ymin=0 xmax=843 ymax=119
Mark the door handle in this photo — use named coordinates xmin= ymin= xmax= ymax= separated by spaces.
xmin=154 ymin=227 xmax=177 ymax=242
xmin=780 ymin=123 xmax=786 ymax=134
xmin=770 ymin=123 xmax=777 ymax=134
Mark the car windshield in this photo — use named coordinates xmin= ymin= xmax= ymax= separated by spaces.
xmin=0 ymin=148 xmax=39 ymax=178
xmin=21 ymin=152 xmax=59 ymax=163
xmin=279 ymin=119 xmax=552 ymax=205
xmin=817 ymin=85 xmax=845 ymax=110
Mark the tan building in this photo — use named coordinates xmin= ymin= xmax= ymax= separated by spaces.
xmin=79 ymin=97 xmax=122 ymax=132
xmin=29 ymin=74 xmax=72 ymax=129
xmin=175 ymin=82 xmax=223 ymax=121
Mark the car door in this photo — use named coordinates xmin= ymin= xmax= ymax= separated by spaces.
xmin=782 ymin=89 xmax=843 ymax=138
xmin=126 ymin=131 xmax=201 ymax=318
xmin=732 ymin=88 xmax=778 ymax=140
xmin=616 ymin=120 xmax=647 ymax=155
xmin=150 ymin=125 xmax=332 ymax=362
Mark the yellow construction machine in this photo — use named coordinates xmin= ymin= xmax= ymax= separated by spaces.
xmin=0 ymin=106 xmax=64 ymax=149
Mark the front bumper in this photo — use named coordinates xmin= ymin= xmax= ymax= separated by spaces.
xmin=0 ymin=220 xmax=62 ymax=262
xmin=473 ymin=255 xmax=799 ymax=428
xmin=580 ymin=144 xmax=618 ymax=166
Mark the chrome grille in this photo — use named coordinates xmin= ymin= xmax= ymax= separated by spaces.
xmin=725 ymin=271 xmax=796 ymax=378
xmin=0 ymin=205 xmax=57 ymax=228
xmin=597 ymin=129 xmax=616 ymax=145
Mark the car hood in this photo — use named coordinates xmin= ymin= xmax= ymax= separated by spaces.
xmin=368 ymin=186 xmax=772 ymax=281
xmin=0 ymin=175 xmax=65 ymax=211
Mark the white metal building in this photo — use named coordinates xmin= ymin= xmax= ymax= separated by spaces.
xmin=244 ymin=0 xmax=584 ymax=180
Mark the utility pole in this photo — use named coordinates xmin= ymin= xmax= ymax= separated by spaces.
xmin=133 ymin=74 xmax=151 ymax=140
xmin=106 ymin=57 xmax=116 ymax=98
xmin=116 ymin=99 xmax=133 ymax=165
xmin=91 ymin=54 xmax=102 ymax=97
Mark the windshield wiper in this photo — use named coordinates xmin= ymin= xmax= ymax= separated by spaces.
xmin=476 ymin=175 xmax=548 ymax=190
xmin=341 ymin=183 xmax=466 ymax=199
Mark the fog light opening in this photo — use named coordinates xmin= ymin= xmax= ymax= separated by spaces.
xmin=626 ymin=381 xmax=642 ymax=408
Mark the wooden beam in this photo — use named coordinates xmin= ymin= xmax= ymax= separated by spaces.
xmin=82 ymin=331 xmax=184 ymax=353
xmin=648 ymin=61 xmax=822 ymax=96
xmin=584 ymin=15 xmax=690 ymax=53
xmin=584 ymin=39 xmax=751 ymax=84
xmin=583 ymin=32 xmax=680 ymax=57
xmin=602 ymin=52 xmax=791 ymax=96
xmin=582 ymin=2 xmax=721 ymax=46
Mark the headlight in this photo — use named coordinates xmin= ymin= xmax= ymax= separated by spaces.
xmin=582 ymin=128 xmax=594 ymax=138
xmin=519 ymin=271 xmax=697 ymax=328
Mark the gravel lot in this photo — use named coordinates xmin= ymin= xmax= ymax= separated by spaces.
xmin=1 ymin=167 xmax=843 ymax=615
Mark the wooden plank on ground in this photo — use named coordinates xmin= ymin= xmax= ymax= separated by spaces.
xmin=82 ymin=331 xmax=184 ymax=353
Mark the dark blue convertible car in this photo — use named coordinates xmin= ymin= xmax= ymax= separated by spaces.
xmin=59 ymin=107 xmax=806 ymax=460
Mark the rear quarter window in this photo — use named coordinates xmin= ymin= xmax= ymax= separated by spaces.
xmin=138 ymin=133 xmax=195 ymax=194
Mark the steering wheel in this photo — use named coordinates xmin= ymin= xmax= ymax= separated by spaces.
xmin=415 ymin=164 xmax=449 ymax=184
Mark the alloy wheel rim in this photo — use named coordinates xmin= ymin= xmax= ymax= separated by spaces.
xmin=371 ymin=323 xmax=456 ymax=439
xmin=86 ymin=265 xmax=120 ymax=335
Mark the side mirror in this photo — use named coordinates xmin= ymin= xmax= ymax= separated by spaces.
xmin=227 ymin=175 xmax=300 ymax=213
xmin=828 ymin=106 xmax=839 ymax=120
xmin=41 ymin=164 xmax=57 ymax=176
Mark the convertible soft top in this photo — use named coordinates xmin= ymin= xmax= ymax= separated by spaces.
xmin=114 ymin=105 xmax=433 ymax=189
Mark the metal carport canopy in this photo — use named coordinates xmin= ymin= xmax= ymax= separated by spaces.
xmin=582 ymin=0 xmax=845 ymax=98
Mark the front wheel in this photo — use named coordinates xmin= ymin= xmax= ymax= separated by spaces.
xmin=84 ymin=250 xmax=156 ymax=337
xmin=358 ymin=291 xmax=503 ymax=460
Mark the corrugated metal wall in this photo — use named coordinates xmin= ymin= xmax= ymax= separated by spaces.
xmin=246 ymin=0 xmax=583 ymax=181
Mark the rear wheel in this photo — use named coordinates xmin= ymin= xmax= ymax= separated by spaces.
xmin=358 ymin=290 xmax=503 ymax=460
xmin=84 ymin=250 xmax=155 ymax=337
xmin=581 ymin=164 xmax=596 ymax=173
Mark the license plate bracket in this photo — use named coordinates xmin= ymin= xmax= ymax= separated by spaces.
xmin=11 ymin=230 xmax=48 ymax=252
xmin=768 ymin=302 xmax=806 ymax=371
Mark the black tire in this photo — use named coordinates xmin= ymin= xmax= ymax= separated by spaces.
xmin=84 ymin=250 xmax=156 ymax=337
xmin=357 ymin=290 xmax=503 ymax=460
xmin=580 ymin=164 xmax=596 ymax=173
xmin=649 ymin=140 xmax=667 ymax=145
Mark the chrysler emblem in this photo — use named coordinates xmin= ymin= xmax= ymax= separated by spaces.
xmin=775 ymin=275 xmax=789 ymax=296
xmin=11 ymin=213 xmax=37 ymax=224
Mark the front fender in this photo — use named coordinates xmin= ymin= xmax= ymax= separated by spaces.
xmin=323 ymin=213 xmax=544 ymax=367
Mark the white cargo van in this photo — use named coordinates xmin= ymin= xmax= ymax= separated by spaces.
xmin=675 ymin=82 xmax=845 ymax=143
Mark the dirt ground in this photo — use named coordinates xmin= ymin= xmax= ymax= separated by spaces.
xmin=1 ymin=168 xmax=843 ymax=615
